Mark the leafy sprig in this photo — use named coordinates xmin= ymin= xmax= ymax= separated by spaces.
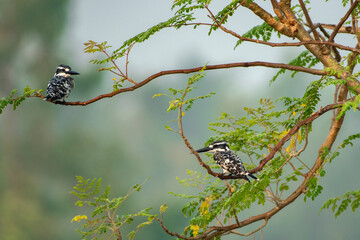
xmin=153 ymin=65 xmax=215 ymax=132
xmin=235 ymin=21 xmax=279 ymax=48
xmin=0 ymin=86 xmax=42 ymax=114
xmin=337 ymin=94 xmax=360 ymax=120
xmin=320 ymin=189 xmax=360 ymax=218
xmin=271 ymin=50 xmax=320 ymax=84
xmin=70 ymin=176 xmax=156 ymax=240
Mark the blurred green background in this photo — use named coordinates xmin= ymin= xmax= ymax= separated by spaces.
xmin=0 ymin=0 xmax=359 ymax=239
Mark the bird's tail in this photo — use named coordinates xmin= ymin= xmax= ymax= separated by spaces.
xmin=246 ymin=172 xmax=259 ymax=180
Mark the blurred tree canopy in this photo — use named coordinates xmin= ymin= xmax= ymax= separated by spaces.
xmin=0 ymin=0 xmax=70 ymax=239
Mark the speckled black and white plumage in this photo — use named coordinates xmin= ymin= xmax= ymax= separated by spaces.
xmin=45 ymin=64 xmax=79 ymax=103
xmin=196 ymin=140 xmax=258 ymax=182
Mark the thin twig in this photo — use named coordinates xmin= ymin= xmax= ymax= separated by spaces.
xmin=155 ymin=213 xmax=191 ymax=239
xmin=230 ymin=219 xmax=268 ymax=237
xmin=108 ymin=69 xmax=123 ymax=77
xmin=203 ymin=4 xmax=220 ymax=27
xmin=100 ymin=44 xmax=138 ymax=85
xmin=298 ymin=0 xmax=321 ymax=41
xmin=106 ymin=204 xmax=122 ymax=240
xmin=264 ymin=187 xmax=279 ymax=205
xmin=125 ymin=42 xmax=135 ymax=80
xmin=201 ymin=2 xmax=360 ymax=54
xmin=319 ymin=23 xmax=357 ymax=34
xmin=289 ymin=124 xmax=310 ymax=158
xmin=315 ymin=24 xmax=342 ymax=61
xmin=224 ymin=180 xmax=241 ymax=227
xmin=328 ymin=0 xmax=360 ymax=42
xmin=101 ymin=49 xmax=125 ymax=78
xmin=220 ymin=3 xmax=241 ymax=25
xmin=352 ymin=2 xmax=360 ymax=45
xmin=217 ymin=23 xmax=360 ymax=54
xmin=250 ymin=97 xmax=355 ymax=174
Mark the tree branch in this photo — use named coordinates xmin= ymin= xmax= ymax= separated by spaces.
xmin=314 ymin=24 xmax=342 ymax=62
xmin=351 ymin=0 xmax=360 ymax=46
xmin=230 ymin=219 xmax=268 ymax=237
xmin=181 ymin=94 xmax=352 ymax=182
xmin=216 ymin=23 xmax=360 ymax=54
xmin=318 ymin=23 xmax=358 ymax=34
xmin=328 ymin=0 xmax=360 ymax=42
xmin=270 ymin=0 xmax=285 ymax=21
xmin=298 ymin=0 xmax=320 ymax=41
xmin=174 ymin=97 xmax=348 ymax=239
xmin=177 ymin=21 xmax=360 ymax=54
xmin=249 ymin=99 xmax=351 ymax=174
xmin=38 ymin=61 xmax=326 ymax=106
xmin=239 ymin=0 xmax=296 ymax=37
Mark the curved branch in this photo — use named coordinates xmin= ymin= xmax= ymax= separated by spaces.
xmin=36 ymin=61 xmax=325 ymax=106
xmin=201 ymin=3 xmax=360 ymax=54
xmin=228 ymin=219 xmax=268 ymax=237
xmin=249 ymin=99 xmax=351 ymax=174
xmin=177 ymin=22 xmax=360 ymax=53
xmin=218 ymin=24 xmax=360 ymax=54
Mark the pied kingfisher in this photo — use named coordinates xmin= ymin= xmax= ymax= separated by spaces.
xmin=196 ymin=140 xmax=258 ymax=182
xmin=45 ymin=64 xmax=80 ymax=103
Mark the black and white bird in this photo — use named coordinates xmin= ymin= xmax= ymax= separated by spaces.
xmin=196 ymin=140 xmax=258 ymax=182
xmin=45 ymin=64 xmax=80 ymax=103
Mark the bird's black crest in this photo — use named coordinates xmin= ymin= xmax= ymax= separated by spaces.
xmin=56 ymin=64 xmax=71 ymax=74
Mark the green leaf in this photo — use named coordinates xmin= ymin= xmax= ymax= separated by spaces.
xmin=113 ymin=14 xmax=194 ymax=57
xmin=71 ymin=176 xmax=154 ymax=239
xmin=75 ymin=200 xmax=84 ymax=207
xmin=279 ymin=183 xmax=289 ymax=191
xmin=160 ymin=203 xmax=168 ymax=214
xmin=270 ymin=50 xmax=320 ymax=84
xmin=0 ymin=87 xmax=41 ymax=114
xmin=235 ymin=20 xmax=278 ymax=48
xmin=337 ymin=95 xmax=360 ymax=120
xmin=164 ymin=125 xmax=174 ymax=131
xmin=320 ymin=189 xmax=360 ymax=218
xmin=152 ymin=93 xmax=164 ymax=98
xmin=304 ymin=177 xmax=323 ymax=202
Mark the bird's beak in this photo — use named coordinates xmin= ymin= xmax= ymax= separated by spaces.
xmin=195 ymin=146 xmax=212 ymax=153
xmin=67 ymin=70 xmax=80 ymax=75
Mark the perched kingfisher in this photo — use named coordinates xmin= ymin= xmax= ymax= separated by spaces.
xmin=196 ymin=140 xmax=258 ymax=182
xmin=45 ymin=64 xmax=80 ymax=103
